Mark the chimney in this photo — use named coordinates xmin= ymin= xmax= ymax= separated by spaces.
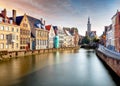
xmin=40 ymin=18 xmax=43 ymax=24
xmin=12 ymin=9 xmax=16 ymax=23
xmin=43 ymin=20 xmax=45 ymax=25
xmin=1 ymin=9 xmax=7 ymax=18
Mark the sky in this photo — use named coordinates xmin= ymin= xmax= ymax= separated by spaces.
xmin=0 ymin=0 xmax=120 ymax=36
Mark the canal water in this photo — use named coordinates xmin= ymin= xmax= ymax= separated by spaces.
xmin=0 ymin=49 xmax=119 ymax=86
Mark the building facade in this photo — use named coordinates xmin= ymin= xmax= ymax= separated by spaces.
xmin=106 ymin=24 xmax=115 ymax=50
xmin=16 ymin=14 xmax=31 ymax=50
xmin=32 ymin=28 xmax=48 ymax=50
xmin=55 ymin=26 xmax=65 ymax=48
xmin=86 ymin=17 xmax=91 ymax=37
xmin=63 ymin=27 xmax=74 ymax=47
xmin=27 ymin=16 xmax=48 ymax=50
xmin=111 ymin=11 xmax=120 ymax=52
xmin=45 ymin=25 xmax=55 ymax=48
xmin=0 ymin=9 xmax=20 ymax=51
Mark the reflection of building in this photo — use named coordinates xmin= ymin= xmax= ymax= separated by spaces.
xmin=0 ymin=9 xmax=20 ymax=51
xmin=45 ymin=25 xmax=55 ymax=48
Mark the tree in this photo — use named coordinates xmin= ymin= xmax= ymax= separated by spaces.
xmin=93 ymin=36 xmax=99 ymax=43
xmin=81 ymin=36 xmax=90 ymax=44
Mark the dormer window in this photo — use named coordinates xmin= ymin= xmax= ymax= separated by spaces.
xmin=10 ymin=19 xmax=13 ymax=24
xmin=36 ymin=23 xmax=41 ymax=28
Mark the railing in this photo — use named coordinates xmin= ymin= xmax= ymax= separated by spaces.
xmin=98 ymin=44 xmax=120 ymax=60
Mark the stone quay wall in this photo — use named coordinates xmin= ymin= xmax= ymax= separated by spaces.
xmin=0 ymin=46 xmax=80 ymax=62
xmin=96 ymin=49 xmax=120 ymax=77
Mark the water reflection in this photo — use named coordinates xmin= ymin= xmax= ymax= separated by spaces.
xmin=0 ymin=49 xmax=118 ymax=86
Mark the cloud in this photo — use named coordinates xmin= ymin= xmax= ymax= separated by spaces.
xmin=0 ymin=0 xmax=76 ymax=19
xmin=0 ymin=0 xmax=119 ymax=36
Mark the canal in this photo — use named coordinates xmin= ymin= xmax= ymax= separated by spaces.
xmin=0 ymin=49 xmax=119 ymax=86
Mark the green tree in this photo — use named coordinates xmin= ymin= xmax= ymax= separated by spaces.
xmin=81 ymin=36 xmax=90 ymax=44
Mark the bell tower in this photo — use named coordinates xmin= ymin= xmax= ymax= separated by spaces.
xmin=87 ymin=17 xmax=91 ymax=37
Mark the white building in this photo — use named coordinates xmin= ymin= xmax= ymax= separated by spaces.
xmin=57 ymin=26 xmax=66 ymax=48
xmin=63 ymin=28 xmax=74 ymax=47
xmin=45 ymin=25 xmax=55 ymax=48
xmin=106 ymin=24 xmax=115 ymax=50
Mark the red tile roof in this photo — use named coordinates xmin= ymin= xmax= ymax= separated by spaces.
xmin=45 ymin=25 xmax=51 ymax=31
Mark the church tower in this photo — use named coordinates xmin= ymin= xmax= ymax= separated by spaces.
xmin=87 ymin=17 xmax=91 ymax=37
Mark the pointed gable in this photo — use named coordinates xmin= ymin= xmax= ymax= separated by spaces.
xmin=53 ymin=26 xmax=58 ymax=35
xmin=27 ymin=15 xmax=44 ymax=29
xmin=45 ymin=25 xmax=51 ymax=31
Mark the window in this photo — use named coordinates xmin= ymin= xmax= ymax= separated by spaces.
xmin=23 ymin=23 xmax=28 ymax=27
xmin=16 ymin=35 xmax=18 ymax=40
xmin=16 ymin=28 xmax=19 ymax=32
xmin=20 ymin=29 xmax=22 ymax=34
xmin=12 ymin=28 xmax=14 ymax=32
xmin=12 ymin=43 xmax=14 ymax=49
xmin=6 ymin=27 xmax=9 ymax=31
xmin=6 ymin=35 xmax=9 ymax=40
xmin=27 ymin=31 xmax=29 ymax=35
xmin=27 ymin=38 xmax=30 ymax=43
xmin=12 ymin=34 xmax=15 ymax=40
xmin=0 ymin=26 xmax=4 ymax=30
xmin=16 ymin=43 xmax=18 ymax=48
xmin=6 ymin=43 xmax=9 ymax=49
xmin=0 ymin=34 xmax=4 ymax=39
xmin=0 ymin=43 xmax=4 ymax=49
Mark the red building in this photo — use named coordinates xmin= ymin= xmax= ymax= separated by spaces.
xmin=112 ymin=11 xmax=120 ymax=52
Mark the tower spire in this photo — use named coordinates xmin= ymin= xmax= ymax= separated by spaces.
xmin=88 ymin=17 xmax=90 ymax=24
xmin=87 ymin=17 xmax=91 ymax=37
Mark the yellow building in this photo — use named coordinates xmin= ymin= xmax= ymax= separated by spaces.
xmin=0 ymin=9 xmax=20 ymax=51
xmin=16 ymin=14 xmax=48 ymax=50
xmin=16 ymin=14 xmax=31 ymax=50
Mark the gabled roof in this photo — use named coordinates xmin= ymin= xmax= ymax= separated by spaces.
xmin=63 ymin=27 xmax=71 ymax=36
xmin=45 ymin=25 xmax=51 ymax=31
xmin=15 ymin=16 xmax=24 ymax=25
xmin=53 ymin=26 xmax=58 ymax=35
xmin=64 ymin=29 xmax=72 ymax=36
xmin=27 ymin=15 xmax=44 ymax=29
xmin=15 ymin=15 xmax=44 ymax=29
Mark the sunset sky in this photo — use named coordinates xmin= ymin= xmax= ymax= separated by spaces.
xmin=0 ymin=0 xmax=120 ymax=36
